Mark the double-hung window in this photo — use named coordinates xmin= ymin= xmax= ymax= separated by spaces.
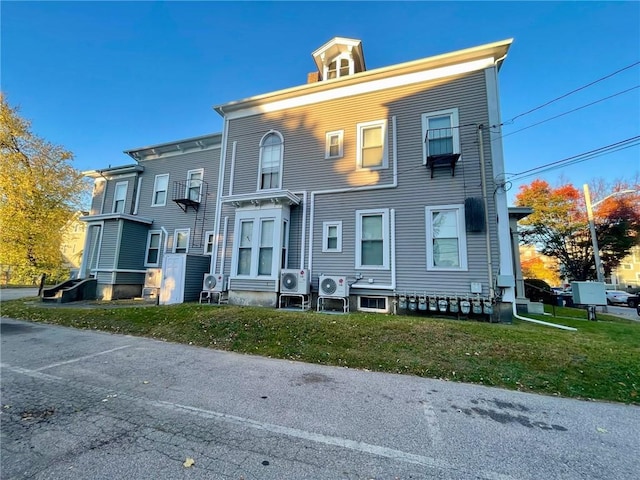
xmin=259 ymin=131 xmax=283 ymax=190
xmin=204 ymin=231 xmax=215 ymax=255
xmin=422 ymin=108 xmax=460 ymax=163
xmin=233 ymin=208 xmax=289 ymax=278
xmin=322 ymin=221 xmax=342 ymax=252
xmin=113 ymin=182 xmax=128 ymax=213
xmin=145 ymin=230 xmax=162 ymax=266
xmin=325 ymin=130 xmax=344 ymax=159
xmin=173 ymin=229 xmax=190 ymax=254
xmin=425 ymin=205 xmax=467 ymax=270
xmin=186 ymin=169 xmax=203 ymax=203
xmin=152 ymin=174 xmax=169 ymax=206
xmin=356 ymin=209 xmax=389 ymax=269
xmin=357 ymin=120 xmax=388 ymax=169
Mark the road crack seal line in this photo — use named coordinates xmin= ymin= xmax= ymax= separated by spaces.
xmin=1 ymin=362 xmax=516 ymax=480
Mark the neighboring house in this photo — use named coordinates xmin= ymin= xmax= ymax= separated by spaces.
xmin=80 ymin=37 xmax=519 ymax=319
xmin=80 ymin=134 xmax=221 ymax=300
xmin=518 ymin=244 xmax=561 ymax=287
xmin=611 ymin=245 xmax=640 ymax=288
xmin=61 ymin=210 xmax=89 ymax=271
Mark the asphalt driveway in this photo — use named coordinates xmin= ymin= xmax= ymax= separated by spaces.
xmin=1 ymin=316 xmax=638 ymax=479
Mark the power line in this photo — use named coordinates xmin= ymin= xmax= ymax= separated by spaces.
xmin=498 ymin=85 xmax=640 ymax=140
xmin=504 ymin=60 xmax=640 ymax=124
xmin=506 ymin=136 xmax=640 ymax=182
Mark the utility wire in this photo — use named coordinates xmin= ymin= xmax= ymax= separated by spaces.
xmin=496 ymin=85 xmax=640 ymax=140
xmin=507 ymin=136 xmax=640 ymax=181
xmin=504 ymin=60 xmax=640 ymax=124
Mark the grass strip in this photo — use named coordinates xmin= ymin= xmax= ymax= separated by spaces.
xmin=1 ymin=299 xmax=638 ymax=404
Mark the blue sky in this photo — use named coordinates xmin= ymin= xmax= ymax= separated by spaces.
xmin=2 ymin=1 xmax=639 ymax=203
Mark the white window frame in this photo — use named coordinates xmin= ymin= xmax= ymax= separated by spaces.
xmin=325 ymin=130 xmax=344 ymax=159
xmin=421 ymin=108 xmax=460 ymax=165
xmin=173 ymin=228 xmax=190 ymax=254
xmin=152 ymin=174 xmax=169 ymax=207
xmin=355 ymin=209 xmax=390 ymax=270
xmin=324 ymin=52 xmax=354 ymax=80
xmin=231 ymin=207 xmax=288 ymax=279
xmin=322 ymin=221 xmax=343 ymax=253
xmin=257 ymin=130 xmax=284 ymax=191
xmin=204 ymin=231 xmax=215 ymax=255
xmin=112 ymin=181 xmax=128 ymax=213
xmin=186 ymin=169 xmax=204 ymax=203
xmin=356 ymin=120 xmax=388 ymax=170
xmin=358 ymin=296 xmax=389 ymax=313
xmin=425 ymin=204 xmax=468 ymax=271
xmin=144 ymin=230 xmax=163 ymax=267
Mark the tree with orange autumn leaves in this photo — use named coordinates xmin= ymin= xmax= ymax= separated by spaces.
xmin=515 ymin=179 xmax=640 ymax=282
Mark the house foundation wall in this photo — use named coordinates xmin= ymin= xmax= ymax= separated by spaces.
xmin=97 ymin=284 xmax=142 ymax=301
xmin=229 ymin=291 xmax=278 ymax=307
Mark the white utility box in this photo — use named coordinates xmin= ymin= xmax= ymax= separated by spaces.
xmin=571 ymin=282 xmax=606 ymax=306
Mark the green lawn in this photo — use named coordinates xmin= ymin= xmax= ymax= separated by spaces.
xmin=1 ymin=298 xmax=638 ymax=404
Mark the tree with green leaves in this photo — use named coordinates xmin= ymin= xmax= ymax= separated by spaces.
xmin=0 ymin=94 xmax=88 ymax=284
xmin=515 ymin=179 xmax=640 ymax=282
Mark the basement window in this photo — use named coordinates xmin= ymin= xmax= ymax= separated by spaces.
xmin=358 ymin=296 xmax=388 ymax=313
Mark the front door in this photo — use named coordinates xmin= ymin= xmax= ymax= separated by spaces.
xmin=160 ymin=254 xmax=185 ymax=305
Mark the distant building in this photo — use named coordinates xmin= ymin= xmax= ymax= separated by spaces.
xmin=61 ymin=211 xmax=88 ymax=272
xmin=611 ymin=246 xmax=640 ymax=288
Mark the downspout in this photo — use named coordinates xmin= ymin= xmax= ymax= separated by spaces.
xmin=512 ymin=302 xmax=576 ymax=331
xmin=300 ymin=191 xmax=307 ymax=271
xmin=161 ymin=227 xmax=169 ymax=255
xmin=478 ymin=125 xmax=495 ymax=299
xmin=212 ymin=113 xmax=229 ymax=275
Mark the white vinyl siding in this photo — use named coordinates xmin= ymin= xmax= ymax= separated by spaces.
xmin=322 ymin=221 xmax=342 ymax=252
xmin=422 ymin=108 xmax=460 ymax=163
xmin=173 ymin=228 xmax=190 ymax=254
xmin=325 ymin=130 xmax=344 ymax=159
xmin=152 ymin=174 xmax=169 ymax=206
xmin=356 ymin=209 xmax=389 ymax=269
xmin=425 ymin=205 xmax=468 ymax=271
xmin=112 ymin=182 xmax=127 ymax=213
xmin=357 ymin=120 xmax=388 ymax=170
xmin=145 ymin=230 xmax=162 ymax=266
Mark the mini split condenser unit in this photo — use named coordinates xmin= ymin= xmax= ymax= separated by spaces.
xmin=280 ymin=269 xmax=310 ymax=295
xmin=202 ymin=273 xmax=228 ymax=293
xmin=318 ymin=275 xmax=349 ymax=298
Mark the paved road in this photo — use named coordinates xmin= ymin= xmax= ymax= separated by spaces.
xmin=1 ymin=317 xmax=638 ymax=480
xmin=0 ymin=288 xmax=39 ymax=301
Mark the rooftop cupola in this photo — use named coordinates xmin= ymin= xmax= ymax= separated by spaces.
xmin=310 ymin=37 xmax=366 ymax=82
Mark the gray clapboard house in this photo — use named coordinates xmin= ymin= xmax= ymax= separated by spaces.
xmin=208 ymin=37 xmax=517 ymax=319
xmin=80 ymin=37 xmax=518 ymax=319
xmin=80 ymin=133 xmax=221 ymax=302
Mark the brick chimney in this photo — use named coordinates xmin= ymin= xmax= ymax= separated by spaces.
xmin=307 ymin=71 xmax=321 ymax=84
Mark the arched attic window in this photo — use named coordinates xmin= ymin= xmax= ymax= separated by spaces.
xmin=325 ymin=54 xmax=353 ymax=80
xmin=259 ymin=131 xmax=283 ymax=190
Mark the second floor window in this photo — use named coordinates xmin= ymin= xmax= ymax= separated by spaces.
xmin=259 ymin=132 xmax=283 ymax=190
xmin=173 ymin=229 xmax=190 ymax=253
xmin=152 ymin=174 xmax=169 ymax=206
xmin=187 ymin=169 xmax=203 ymax=202
xmin=325 ymin=130 xmax=344 ymax=159
xmin=357 ymin=120 xmax=388 ymax=170
xmin=422 ymin=108 xmax=460 ymax=162
xmin=113 ymin=182 xmax=127 ymax=213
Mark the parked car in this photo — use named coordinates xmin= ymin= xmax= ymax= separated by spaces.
xmin=627 ymin=294 xmax=639 ymax=309
xmin=637 ymin=303 xmax=640 ymax=316
xmin=605 ymin=290 xmax=633 ymax=306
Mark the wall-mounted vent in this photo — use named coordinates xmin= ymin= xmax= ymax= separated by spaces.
xmin=465 ymin=197 xmax=485 ymax=232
